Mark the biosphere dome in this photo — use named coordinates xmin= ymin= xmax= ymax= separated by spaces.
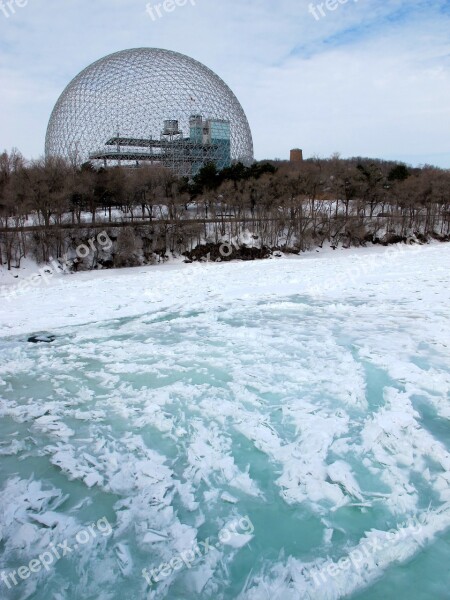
xmin=45 ymin=48 xmax=254 ymax=177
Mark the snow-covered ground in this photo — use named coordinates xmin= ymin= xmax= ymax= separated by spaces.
xmin=0 ymin=243 xmax=449 ymax=599
xmin=0 ymin=242 xmax=446 ymax=336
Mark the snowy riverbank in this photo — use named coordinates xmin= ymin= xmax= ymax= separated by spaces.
xmin=0 ymin=241 xmax=448 ymax=338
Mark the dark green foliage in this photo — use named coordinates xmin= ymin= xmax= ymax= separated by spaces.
xmin=191 ymin=162 xmax=220 ymax=194
xmin=388 ymin=164 xmax=410 ymax=182
xmin=191 ymin=161 xmax=278 ymax=195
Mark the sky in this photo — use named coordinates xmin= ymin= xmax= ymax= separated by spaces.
xmin=0 ymin=0 xmax=449 ymax=167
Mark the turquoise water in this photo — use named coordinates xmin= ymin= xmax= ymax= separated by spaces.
xmin=0 ymin=295 xmax=449 ymax=599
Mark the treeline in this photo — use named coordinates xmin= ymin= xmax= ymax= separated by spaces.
xmin=1 ymin=149 xmax=449 ymax=270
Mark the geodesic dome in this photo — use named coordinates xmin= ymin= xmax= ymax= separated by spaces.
xmin=45 ymin=48 xmax=254 ymax=177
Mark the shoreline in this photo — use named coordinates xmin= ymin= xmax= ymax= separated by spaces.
xmin=0 ymin=241 xmax=448 ymax=339
xmin=1 ymin=235 xmax=449 ymax=290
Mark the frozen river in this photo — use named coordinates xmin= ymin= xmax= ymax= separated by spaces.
xmin=0 ymin=244 xmax=449 ymax=599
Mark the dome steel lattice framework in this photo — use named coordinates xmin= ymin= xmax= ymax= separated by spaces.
xmin=45 ymin=48 xmax=254 ymax=177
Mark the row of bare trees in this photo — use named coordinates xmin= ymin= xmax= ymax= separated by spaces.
xmin=1 ymin=149 xmax=449 ymax=270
